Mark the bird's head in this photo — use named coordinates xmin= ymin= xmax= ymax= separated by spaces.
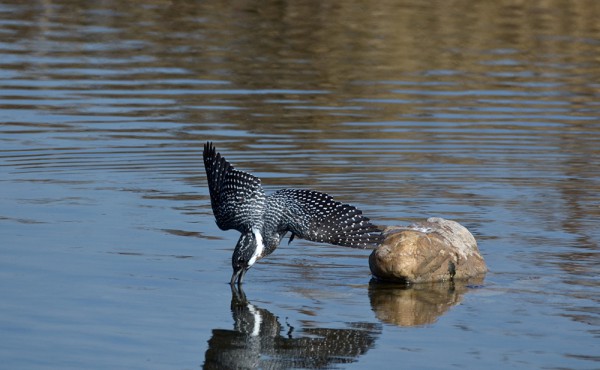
xmin=231 ymin=228 xmax=264 ymax=285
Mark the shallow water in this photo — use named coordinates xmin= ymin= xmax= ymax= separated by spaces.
xmin=1 ymin=1 xmax=599 ymax=369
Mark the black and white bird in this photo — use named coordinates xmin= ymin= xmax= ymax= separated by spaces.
xmin=203 ymin=142 xmax=382 ymax=285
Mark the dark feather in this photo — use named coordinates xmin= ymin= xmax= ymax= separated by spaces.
xmin=268 ymin=189 xmax=382 ymax=249
xmin=203 ymin=142 xmax=266 ymax=232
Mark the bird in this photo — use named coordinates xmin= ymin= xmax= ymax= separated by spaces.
xmin=203 ymin=142 xmax=382 ymax=285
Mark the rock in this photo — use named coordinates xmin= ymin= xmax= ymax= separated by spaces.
xmin=369 ymin=217 xmax=487 ymax=284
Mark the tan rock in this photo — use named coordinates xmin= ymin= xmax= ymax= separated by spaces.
xmin=369 ymin=217 xmax=487 ymax=284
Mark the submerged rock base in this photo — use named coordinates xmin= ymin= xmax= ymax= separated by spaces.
xmin=369 ymin=217 xmax=487 ymax=284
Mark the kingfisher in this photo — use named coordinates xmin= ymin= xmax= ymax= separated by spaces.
xmin=203 ymin=142 xmax=382 ymax=285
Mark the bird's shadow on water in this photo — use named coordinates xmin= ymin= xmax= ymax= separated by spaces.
xmin=202 ymin=280 xmax=482 ymax=369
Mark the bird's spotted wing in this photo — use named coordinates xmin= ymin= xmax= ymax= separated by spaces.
xmin=203 ymin=142 xmax=266 ymax=232
xmin=271 ymin=189 xmax=382 ymax=249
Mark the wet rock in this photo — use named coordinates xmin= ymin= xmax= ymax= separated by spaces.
xmin=369 ymin=217 xmax=487 ymax=284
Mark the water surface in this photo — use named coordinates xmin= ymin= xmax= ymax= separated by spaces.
xmin=1 ymin=1 xmax=599 ymax=369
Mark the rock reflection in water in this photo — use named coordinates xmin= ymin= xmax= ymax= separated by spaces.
xmin=368 ymin=279 xmax=484 ymax=327
xmin=203 ymin=286 xmax=381 ymax=369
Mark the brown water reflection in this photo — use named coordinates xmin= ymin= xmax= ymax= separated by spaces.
xmin=203 ymin=281 xmax=483 ymax=367
xmin=369 ymin=280 xmax=484 ymax=327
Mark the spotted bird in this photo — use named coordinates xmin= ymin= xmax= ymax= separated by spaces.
xmin=203 ymin=142 xmax=382 ymax=285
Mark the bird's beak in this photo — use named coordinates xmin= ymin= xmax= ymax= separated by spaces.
xmin=230 ymin=268 xmax=242 ymax=285
xmin=230 ymin=267 xmax=248 ymax=286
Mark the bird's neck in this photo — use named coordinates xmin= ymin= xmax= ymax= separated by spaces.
xmin=247 ymin=228 xmax=265 ymax=267
xmin=257 ymin=229 xmax=285 ymax=257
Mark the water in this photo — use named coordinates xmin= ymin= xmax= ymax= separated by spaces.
xmin=1 ymin=0 xmax=599 ymax=369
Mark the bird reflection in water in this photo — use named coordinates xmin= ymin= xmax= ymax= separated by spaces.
xmin=203 ymin=285 xmax=381 ymax=369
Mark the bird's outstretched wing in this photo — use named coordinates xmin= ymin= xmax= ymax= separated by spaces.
xmin=270 ymin=189 xmax=382 ymax=249
xmin=203 ymin=142 xmax=266 ymax=232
